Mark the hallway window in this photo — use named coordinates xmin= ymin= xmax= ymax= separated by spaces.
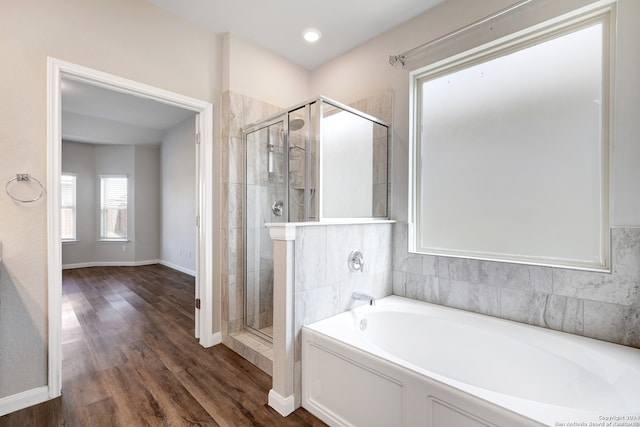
xmin=61 ymin=174 xmax=77 ymax=241
xmin=100 ymin=175 xmax=128 ymax=240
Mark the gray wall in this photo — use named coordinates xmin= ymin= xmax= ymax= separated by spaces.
xmin=61 ymin=142 xmax=160 ymax=266
xmin=94 ymin=144 xmax=137 ymax=263
xmin=61 ymin=141 xmax=97 ymax=264
xmin=62 ymin=118 xmax=195 ymax=274
xmin=0 ymin=262 xmax=46 ymax=397
xmin=160 ymin=116 xmax=196 ymax=274
xmin=135 ymin=145 xmax=161 ymax=263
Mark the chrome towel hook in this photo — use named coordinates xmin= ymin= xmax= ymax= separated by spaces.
xmin=5 ymin=174 xmax=45 ymax=203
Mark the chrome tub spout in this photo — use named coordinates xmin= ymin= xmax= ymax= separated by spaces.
xmin=352 ymin=292 xmax=375 ymax=306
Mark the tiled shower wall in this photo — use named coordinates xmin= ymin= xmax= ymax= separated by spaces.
xmin=350 ymin=94 xmax=394 ymax=219
xmin=245 ymin=127 xmax=286 ymax=332
xmin=220 ymin=90 xmax=394 ymax=344
xmin=393 ymin=223 xmax=640 ymax=348
xmin=221 ymin=91 xmax=282 ymax=343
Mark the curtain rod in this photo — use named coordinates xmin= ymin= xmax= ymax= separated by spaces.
xmin=389 ymin=0 xmax=534 ymax=67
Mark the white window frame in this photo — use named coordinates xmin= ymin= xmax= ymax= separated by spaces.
xmin=60 ymin=173 xmax=77 ymax=242
xmin=99 ymin=174 xmax=128 ymax=241
xmin=409 ymin=3 xmax=614 ymax=271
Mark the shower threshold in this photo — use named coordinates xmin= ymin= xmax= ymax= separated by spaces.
xmin=228 ymin=329 xmax=274 ymax=375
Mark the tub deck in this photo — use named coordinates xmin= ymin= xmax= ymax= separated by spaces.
xmin=302 ymin=296 xmax=640 ymax=427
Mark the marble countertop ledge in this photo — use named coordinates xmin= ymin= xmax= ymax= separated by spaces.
xmin=266 ymin=219 xmax=395 ymax=228
xmin=266 ymin=219 xmax=395 ymax=241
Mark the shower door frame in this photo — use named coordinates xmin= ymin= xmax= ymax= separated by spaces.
xmin=314 ymin=97 xmax=390 ymax=222
xmin=240 ymin=96 xmax=391 ymax=340
xmin=242 ymin=116 xmax=290 ymax=341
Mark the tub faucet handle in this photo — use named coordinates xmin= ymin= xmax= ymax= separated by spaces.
xmin=348 ymin=250 xmax=364 ymax=272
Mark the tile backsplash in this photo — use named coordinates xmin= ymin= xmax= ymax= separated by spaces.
xmin=393 ymin=222 xmax=640 ymax=348
xmin=294 ymin=222 xmax=395 ymax=343
xmin=291 ymin=221 xmax=395 ymax=403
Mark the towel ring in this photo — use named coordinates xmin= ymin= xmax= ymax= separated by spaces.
xmin=5 ymin=174 xmax=45 ymax=203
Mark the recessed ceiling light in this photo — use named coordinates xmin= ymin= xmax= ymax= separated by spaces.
xmin=302 ymin=28 xmax=322 ymax=43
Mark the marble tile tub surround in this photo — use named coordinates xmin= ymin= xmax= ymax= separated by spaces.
xmin=393 ymin=222 xmax=640 ymax=348
xmin=268 ymin=220 xmax=394 ymax=411
xmin=294 ymin=221 xmax=395 ymax=345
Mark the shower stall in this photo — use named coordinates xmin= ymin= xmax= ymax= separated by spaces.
xmin=242 ymin=97 xmax=389 ymax=340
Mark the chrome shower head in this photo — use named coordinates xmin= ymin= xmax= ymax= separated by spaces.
xmin=289 ymin=118 xmax=305 ymax=131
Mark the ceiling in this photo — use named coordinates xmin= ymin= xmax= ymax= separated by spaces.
xmin=62 ymin=79 xmax=195 ymax=146
xmin=63 ymin=0 xmax=446 ymax=145
xmin=147 ymin=0 xmax=446 ymax=70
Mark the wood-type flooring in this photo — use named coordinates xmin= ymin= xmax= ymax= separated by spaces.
xmin=0 ymin=265 xmax=325 ymax=427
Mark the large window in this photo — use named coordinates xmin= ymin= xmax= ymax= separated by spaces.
xmin=410 ymin=8 xmax=612 ymax=270
xmin=61 ymin=174 xmax=77 ymax=241
xmin=100 ymin=175 xmax=128 ymax=240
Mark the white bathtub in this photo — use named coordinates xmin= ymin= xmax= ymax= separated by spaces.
xmin=301 ymin=296 xmax=640 ymax=427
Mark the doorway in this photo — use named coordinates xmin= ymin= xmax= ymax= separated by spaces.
xmin=46 ymin=58 xmax=219 ymax=400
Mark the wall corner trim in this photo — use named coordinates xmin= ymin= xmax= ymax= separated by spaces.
xmin=267 ymin=223 xmax=297 ymax=241
xmin=268 ymin=389 xmax=296 ymax=417
xmin=200 ymin=332 xmax=222 ymax=348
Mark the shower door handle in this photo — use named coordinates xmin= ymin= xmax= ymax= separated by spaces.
xmin=271 ymin=200 xmax=284 ymax=216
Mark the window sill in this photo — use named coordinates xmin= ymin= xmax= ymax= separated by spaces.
xmin=97 ymin=239 xmax=130 ymax=243
xmin=62 ymin=240 xmax=78 ymax=245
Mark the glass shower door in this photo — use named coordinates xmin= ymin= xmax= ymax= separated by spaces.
xmin=244 ymin=119 xmax=286 ymax=339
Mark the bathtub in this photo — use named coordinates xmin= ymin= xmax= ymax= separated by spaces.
xmin=301 ymin=296 xmax=640 ymax=427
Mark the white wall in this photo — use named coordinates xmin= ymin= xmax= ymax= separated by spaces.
xmin=611 ymin=0 xmax=640 ymax=225
xmin=0 ymin=0 xmax=219 ymax=399
xmin=161 ymin=116 xmax=197 ymax=274
xmin=223 ymin=33 xmax=310 ymax=107
xmin=309 ymin=0 xmax=640 ymax=225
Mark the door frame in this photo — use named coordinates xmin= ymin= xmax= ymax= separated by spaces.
xmin=46 ymin=57 xmax=220 ymax=399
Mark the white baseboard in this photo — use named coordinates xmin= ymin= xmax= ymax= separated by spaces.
xmin=62 ymin=260 xmax=196 ymax=277
xmin=0 ymin=386 xmax=50 ymax=417
xmin=268 ymin=389 xmax=296 ymax=417
xmin=200 ymin=331 xmax=222 ymax=348
xmin=158 ymin=260 xmax=196 ymax=277
xmin=62 ymin=259 xmax=159 ymax=270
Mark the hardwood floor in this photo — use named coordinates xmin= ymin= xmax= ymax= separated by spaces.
xmin=0 ymin=265 xmax=325 ymax=427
